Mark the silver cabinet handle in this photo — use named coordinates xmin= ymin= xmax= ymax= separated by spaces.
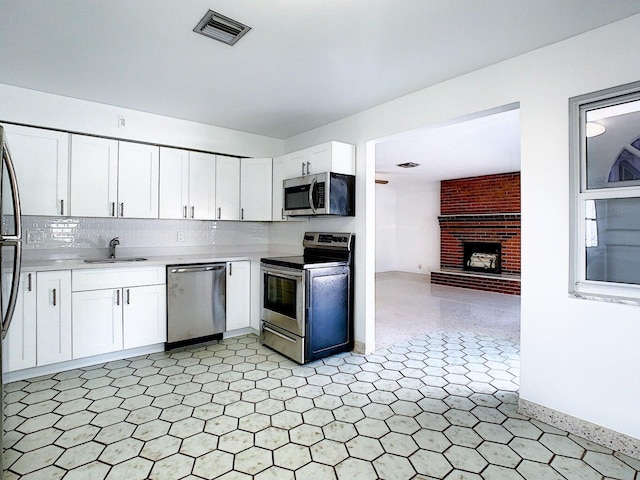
xmin=127 ymin=289 xmax=130 ymax=305
xmin=111 ymin=202 xmax=116 ymax=217
xmin=218 ymin=207 xmax=221 ymax=219
xmin=241 ymin=208 xmax=244 ymax=220
xmin=307 ymin=161 xmax=311 ymax=175
xmin=282 ymin=207 xmax=285 ymax=220
xmin=60 ymin=199 xmax=64 ymax=215
xmin=229 ymin=263 xmax=233 ymax=276
xmin=183 ymin=206 xmax=187 ymax=219
xmin=120 ymin=203 xmax=124 ymax=217
xmin=52 ymin=288 xmax=57 ymax=307
xmin=28 ymin=273 xmax=32 ymax=292
xmin=191 ymin=206 xmax=195 ymax=219
xmin=116 ymin=289 xmax=120 ymax=306
xmin=301 ymin=162 xmax=305 ymax=176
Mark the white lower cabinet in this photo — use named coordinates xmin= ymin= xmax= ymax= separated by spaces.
xmin=36 ymin=270 xmax=72 ymax=365
xmin=226 ymin=261 xmax=251 ymax=331
xmin=123 ymin=284 xmax=166 ymax=349
xmin=72 ymin=289 xmax=123 ymax=358
xmin=72 ymin=266 xmax=166 ymax=360
xmin=2 ymin=273 xmax=37 ymax=373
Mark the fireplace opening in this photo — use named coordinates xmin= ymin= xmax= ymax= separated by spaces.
xmin=463 ymin=242 xmax=502 ymax=274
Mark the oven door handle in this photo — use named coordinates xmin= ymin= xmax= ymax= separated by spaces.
xmin=263 ymin=325 xmax=297 ymax=343
xmin=263 ymin=269 xmax=303 ymax=281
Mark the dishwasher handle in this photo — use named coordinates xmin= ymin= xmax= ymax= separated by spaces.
xmin=169 ymin=265 xmax=225 ymax=274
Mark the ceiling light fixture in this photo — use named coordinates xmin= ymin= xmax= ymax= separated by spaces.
xmin=396 ymin=162 xmax=420 ymax=168
xmin=586 ymin=122 xmax=606 ymax=138
xmin=193 ymin=10 xmax=251 ymax=46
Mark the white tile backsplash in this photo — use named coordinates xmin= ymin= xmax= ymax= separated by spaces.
xmin=18 ymin=216 xmax=270 ymax=251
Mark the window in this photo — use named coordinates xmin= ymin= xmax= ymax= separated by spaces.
xmin=570 ymin=82 xmax=640 ymax=302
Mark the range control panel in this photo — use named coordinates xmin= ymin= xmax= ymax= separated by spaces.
xmin=303 ymin=232 xmax=353 ymax=250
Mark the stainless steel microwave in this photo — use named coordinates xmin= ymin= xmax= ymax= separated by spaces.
xmin=283 ymin=172 xmax=355 ymax=216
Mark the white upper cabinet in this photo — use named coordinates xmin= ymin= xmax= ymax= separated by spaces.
xmin=70 ymin=135 xmax=119 ymax=217
xmin=71 ymin=136 xmax=159 ymax=218
xmin=159 ymin=148 xmax=216 ymax=220
xmin=159 ymin=147 xmax=190 ymax=219
xmin=188 ymin=151 xmax=217 ymax=220
xmin=241 ymin=157 xmax=272 ymax=221
xmin=118 ymin=141 xmax=159 ymax=219
xmin=2 ymin=124 xmax=69 ymax=216
xmin=304 ymin=141 xmax=355 ymax=175
xmin=271 ymin=141 xmax=355 ymax=221
xmin=216 ymin=155 xmax=240 ymax=221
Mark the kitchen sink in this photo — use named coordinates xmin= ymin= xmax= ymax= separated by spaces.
xmin=83 ymin=257 xmax=148 ymax=264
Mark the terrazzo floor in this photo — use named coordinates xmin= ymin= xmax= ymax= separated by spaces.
xmin=375 ymin=272 xmax=521 ymax=350
xmin=3 ymin=331 xmax=639 ymax=479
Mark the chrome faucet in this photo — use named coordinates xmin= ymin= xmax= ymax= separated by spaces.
xmin=109 ymin=237 xmax=120 ymax=259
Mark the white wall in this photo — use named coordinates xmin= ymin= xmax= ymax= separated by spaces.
xmin=284 ymin=14 xmax=640 ymax=441
xmin=395 ymin=182 xmax=440 ymax=274
xmin=0 ymin=84 xmax=283 ymax=158
xmin=375 ymin=184 xmax=397 ymax=272
xmin=375 ymin=182 xmax=440 ymax=274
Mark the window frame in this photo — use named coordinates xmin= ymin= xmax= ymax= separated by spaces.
xmin=569 ymin=81 xmax=640 ymax=303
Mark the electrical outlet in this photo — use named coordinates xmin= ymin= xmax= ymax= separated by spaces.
xmin=118 ymin=115 xmax=127 ymax=128
xmin=27 ymin=230 xmax=44 ymax=244
xmin=177 ymin=231 xmax=185 ymax=243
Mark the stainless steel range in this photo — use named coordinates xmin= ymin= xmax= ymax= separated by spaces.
xmin=260 ymin=232 xmax=354 ymax=364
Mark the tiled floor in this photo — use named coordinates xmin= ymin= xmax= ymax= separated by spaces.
xmin=3 ymin=332 xmax=639 ymax=479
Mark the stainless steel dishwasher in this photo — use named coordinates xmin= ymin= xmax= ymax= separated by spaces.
xmin=166 ymin=263 xmax=226 ymax=349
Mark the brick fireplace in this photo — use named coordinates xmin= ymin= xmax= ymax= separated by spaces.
xmin=431 ymin=172 xmax=521 ymax=295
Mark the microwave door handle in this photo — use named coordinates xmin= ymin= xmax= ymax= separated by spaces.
xmin=309 ymin=177 xmax=318 ymax=214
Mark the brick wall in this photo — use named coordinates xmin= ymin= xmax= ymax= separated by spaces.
xmin=433 ymin=172 xmax=521 ymax=295
xmin=440 ymin=172 xmax=520 ymax=215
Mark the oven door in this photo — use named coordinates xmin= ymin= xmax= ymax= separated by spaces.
xmin=261 ymin=265 xmax=305 ymax=336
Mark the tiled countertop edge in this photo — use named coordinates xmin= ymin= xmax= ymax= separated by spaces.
xmin=518 ymin=398 xmax=640 ymax=461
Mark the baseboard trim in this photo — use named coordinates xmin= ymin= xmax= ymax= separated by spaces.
xmin=518 ymin=398 xmax=640 ymax=460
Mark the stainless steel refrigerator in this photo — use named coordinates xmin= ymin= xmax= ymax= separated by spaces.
xmin=0 ymin=125 xmax=23 ymax=474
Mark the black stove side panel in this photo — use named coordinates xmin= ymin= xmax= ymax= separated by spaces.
xmin=305 ymin=265 xmax=353 ymax=362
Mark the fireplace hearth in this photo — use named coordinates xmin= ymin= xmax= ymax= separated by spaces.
xmin=463 ymin=242 xmax=501 ymax=274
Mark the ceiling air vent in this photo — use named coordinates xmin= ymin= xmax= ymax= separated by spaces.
xmin=396 ymin=162 xmax=420 ymax=168
xmin=193 ymin=10 xmax=251 ymax=46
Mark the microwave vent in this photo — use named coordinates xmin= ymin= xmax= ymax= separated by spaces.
xmin=193 ymin=10 xmax=251 ymax=46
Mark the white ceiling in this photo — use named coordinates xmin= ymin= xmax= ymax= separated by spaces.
xmin=375 ymin=108 xmax=521 ymax=187
xmin=2 ymin=1 xmax=640 ymax=140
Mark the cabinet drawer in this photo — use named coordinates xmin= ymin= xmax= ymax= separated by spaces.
xmin=72 ymin=266 xmax=166 ymax=291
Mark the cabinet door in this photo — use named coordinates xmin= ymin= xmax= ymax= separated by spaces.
xmin=36 ymin=271 xmax=72 ymax=365
xmin=226 ymin=261 xmax=250 ymax=331
xmin=241 ymin=158 xmax=272 ymax=221
xmin=306 ymin=141 xmax=355 ymax=175
xmin=159 ymin=147 xmax=189 ymax=219
xmin=2 ymin=272 xmax=37 ymax=373
xmin=123 ymin=284 xmax=167 ymax=349
xmin=305 ymin=143 xmax=332 ymax=175
xmin=2 ymin=124 xmax=69 ymax=216
xmin=118 ymin=141 xmax=160 ymax=218
xmin=189 ymin=151 xmax=217 ymax=220
xmin=70 ymin=135 xmax=119 ymax=217
xmin=72 ymin=289 xmax=123 ymax=358
xmin=215 ymin=155 xmax=240 ymax=221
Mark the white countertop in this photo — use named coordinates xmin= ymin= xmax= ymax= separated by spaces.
xmin=18 ymin=246 xmax=300 ymax=272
